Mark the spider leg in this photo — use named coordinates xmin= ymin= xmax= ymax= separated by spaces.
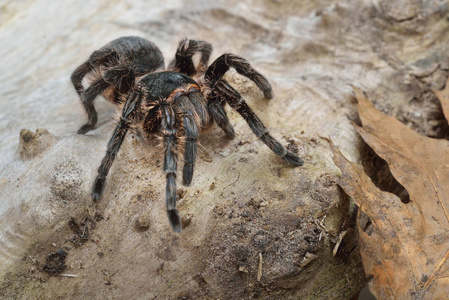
xmin=71 ymin=50 xmax=119 ymax=97
xmin=182 ymin=114 xmax=199 ymax=186
xmin=169 ymin=39 xmax=213 ymax=76
xmin=77 ymin=78 xmax=110 ymax=134
xmin=73 ymin=51 xmax=122 ymax=134
xmin=92 ymin=90 xmax=142 ymax=201
xmin=208 ymin=99 xmax=235 ymax=138
xmin=214 ymin=80 xmax=303 ymax=166
xmin=103 ymin=64 xmax=136 ymax=96
xmin=171 ymin=88 xmax=204 ymax=187
xmin=71 ymin=62 xmax=93 ymax=97
xmin=78 ymin=64 xmax=136 ymax=134
xmin=160 ymin=104 xmax=182 ymax=233
xmin=205 ymin=53 xmax=273 ymax=99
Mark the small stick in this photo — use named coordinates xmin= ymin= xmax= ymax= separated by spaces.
xmin=332 ymin=230 xmax=348 ymax=257
xmin=59 ymin=274 xmax=78 ymax=278
xmin=257 ymin=253 xmax=263 ymax=281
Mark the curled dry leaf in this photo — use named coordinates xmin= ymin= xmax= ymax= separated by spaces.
xmin=331 ymin=88 xmax=449 ymax=299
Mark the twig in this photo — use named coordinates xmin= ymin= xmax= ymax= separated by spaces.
xmin=59 ymin=274 xmax=78 ymax=278
xmin=257 ymin=253 xmax=263 ymax=282
xmin=332 ymin=230 xmax=348 ymax=257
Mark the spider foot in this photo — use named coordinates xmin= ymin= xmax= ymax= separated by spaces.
xmin=183 ymin=165 xmax=193 ymax=186
xmin=263 ymin=87 xmax=273 ymax=100
xmin=92 ymin=176 xmax=106 ymax=201
xmin=223 ymin=126 xmax=236 ymax=139
xmin=167 ymin=209 xmax=182 ymax=233
xmin=284 ymin=151 xmax=304 ymax=166
xmin=78 ymin=124 xmax=95 ymax=134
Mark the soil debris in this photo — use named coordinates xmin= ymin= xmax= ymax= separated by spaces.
xmin=135 ymin=215 xmax=150 ymax=231
xmin=43 ymin=248 xmax=68 ymax=275
xmin=68 ymin=217 xmax=90 ymax=247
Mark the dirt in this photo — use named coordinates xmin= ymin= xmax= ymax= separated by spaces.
xmin=43 ymin=249 xmax=68 ymax=276
xmin=68 ymin=217 xmax=91 ymax=247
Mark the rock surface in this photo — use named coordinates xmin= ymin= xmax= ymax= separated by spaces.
xmin=0 ymin=0 xmax=448 ymax=299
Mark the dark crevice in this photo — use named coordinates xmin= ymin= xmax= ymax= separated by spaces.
xmin=359 ymin=139 xmax=411 ymax=204
xmin=404 ymin=90 xmax=449 ymax=140
xmin=359 ymin=212 xmax=374 ymax=236
xmin=338 ymin=187 xmax=373 ymax=235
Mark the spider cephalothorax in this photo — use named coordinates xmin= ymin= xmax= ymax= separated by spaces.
xmin=71 ymin=36 xmax=303 ymax=232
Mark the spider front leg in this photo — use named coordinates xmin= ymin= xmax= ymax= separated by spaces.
xmin=169 ymin=39 xmax=213 ymax=76
xmin=214 ymin=80 xmax=303 ymax=166
xmin=160 ymin=105 xmax=182 ymax=232
xmin=182 ymin=114 xmax=199 ymax=186
xmin=92 ymin=90 xmax=141 ymax=201
xmin=205 ymin=53 xmax=273 ymax=99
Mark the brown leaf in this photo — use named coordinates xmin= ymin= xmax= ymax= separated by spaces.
xmin=435 ymin=77 xmax=449 ymax=123
xmin=331 ymin=88 xmax=449 ymax=299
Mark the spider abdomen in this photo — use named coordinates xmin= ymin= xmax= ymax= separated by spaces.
xmin=94 ymin=36 xmax=164 ymax=76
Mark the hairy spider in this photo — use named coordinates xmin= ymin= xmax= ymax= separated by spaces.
xmin=71 ymin=36 xmax=303 ymax=233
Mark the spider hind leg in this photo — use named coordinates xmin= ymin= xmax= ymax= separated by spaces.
xmin=77 ymin=63 xmax=137 ymax=134
xmin=73 ymin=50 xmax=128 ymax=134
xmin=71 ymin=61 xmax=93 ymax=97
xmin=77 ymin=78 xmax=109 ymax=134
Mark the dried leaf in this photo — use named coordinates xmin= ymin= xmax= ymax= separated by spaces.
xmin=331 ymin=88 xmax=449 ymax=299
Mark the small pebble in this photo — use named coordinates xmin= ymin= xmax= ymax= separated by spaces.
xmin=239 ymin=266 xmax=248 ymax=273
xmin=135 ymin=215 xmax=150 ymax=231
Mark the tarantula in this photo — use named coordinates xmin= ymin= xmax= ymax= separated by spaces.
xmin=71 ymin=36 xmax=303 ymax=233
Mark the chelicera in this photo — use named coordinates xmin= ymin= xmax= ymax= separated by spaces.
xmin=71 ymin=36 xmax=303 ymax=232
